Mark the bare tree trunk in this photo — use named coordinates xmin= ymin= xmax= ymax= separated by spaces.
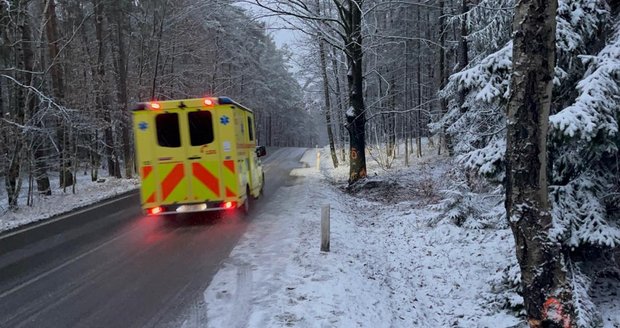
xmin=24 ymin=4 xmax=47 ymax=195
xmin=44 ymin=0 xmax=64 ymax=99
xmin=330 ymin=47 xmax=347 ymax=162
xmin=6 ymin=142 xmax=22 ymax=209
xmin=76 ymin=2 xmax=100 ymax=182
xmin=44 ymin=0 xmax=73 ymax=188
xmin=343 ymin=0 xmax=367 ymax=184
xmin=6 ymin=6 xmax=32 ymax=208
xmin=151 ymin=6 xmax=166 ymax=99
xmin=316 ymin=0 xmax=338 ymax=168
xmin=93 ymin=0 xmax=120 ymax=178
xmin=505 ymin=0 xmax=575 ymax=326
xmin=457 ymin=0 xmax=469 ymax=111
xmin=110 ymin=0 xmax=133 ymax=178
xmin=437 ymin=0 xmax=451 ymax=156
xmin=416 ymin=4 xmax=423 ymax=158
xmin=404 ymin=136 xmax=409 ymax=167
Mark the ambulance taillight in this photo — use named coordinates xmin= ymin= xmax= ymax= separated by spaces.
xmin=148 ymin=206 xmax=163 ymax=215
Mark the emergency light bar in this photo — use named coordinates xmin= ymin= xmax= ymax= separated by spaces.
xmin=129 ymin=96 xmax=250 ymax=112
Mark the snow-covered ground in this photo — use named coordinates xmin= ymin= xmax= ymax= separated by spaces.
xmin=189 ymin=145 xmax=620 ymax=328
xmin=178 ymin=145 xmax=513 ymax=328
xmin=0 ymin=172 xmax=139 ymax=232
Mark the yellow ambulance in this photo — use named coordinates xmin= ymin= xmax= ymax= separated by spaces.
xmin=131 ymin=97 xmax=266 ymax=215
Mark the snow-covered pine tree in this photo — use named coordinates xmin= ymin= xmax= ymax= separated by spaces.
xmin=548 ymin=18 xmax=620 ymax=250
xmin=436 ymin=0 xmax=618 ymax=325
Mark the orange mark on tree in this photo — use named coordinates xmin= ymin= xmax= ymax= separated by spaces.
xmin=542 ymin=297 xmax=571 ymax=328
xmin=350 ymin=148 xmax=358 ymax=160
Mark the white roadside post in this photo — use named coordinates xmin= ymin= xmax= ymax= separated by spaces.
xmin=321 ymin=205 xmax=330 ymax=252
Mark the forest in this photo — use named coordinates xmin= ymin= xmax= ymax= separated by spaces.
xmin=1 ymin=0 xmax=619 ymax=326
xmin=0 ymin=0 xmax=317 ymax=208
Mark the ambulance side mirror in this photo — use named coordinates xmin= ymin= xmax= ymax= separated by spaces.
xmin=256 ymin=146 xmax=267 ymax=157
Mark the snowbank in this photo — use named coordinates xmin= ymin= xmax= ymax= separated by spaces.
xmin=0 ymin=173 xmax=139 ymax=233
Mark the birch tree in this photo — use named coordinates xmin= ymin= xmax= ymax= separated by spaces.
xmin=506 ymin=0 xmax=576 ymax=326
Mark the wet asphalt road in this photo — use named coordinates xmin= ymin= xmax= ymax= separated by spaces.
xmin=0 ymin=147 xmax=307 ymax=328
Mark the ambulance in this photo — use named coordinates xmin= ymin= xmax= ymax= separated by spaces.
xmin=131 ymin=97 xmax=266 ymax=215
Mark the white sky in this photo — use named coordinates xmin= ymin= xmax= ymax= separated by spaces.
xmin=234 ymin=1 xmax=303 ymax=49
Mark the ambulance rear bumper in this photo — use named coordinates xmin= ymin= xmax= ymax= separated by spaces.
xmin=144 ymin=201 xmax=235 ymax=215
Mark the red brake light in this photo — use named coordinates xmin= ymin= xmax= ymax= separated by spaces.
xmin=203 ymin=98 xmax=214 ymax=106
xmin=223 ymin=201 xmax=235 ymax=209
xmin=148 ymin=206 xmax=163 ymax=215
xmin=150 ymin=102 xmax=161 ymax=110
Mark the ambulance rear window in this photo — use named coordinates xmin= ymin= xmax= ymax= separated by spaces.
xmin=247 ymin=117 xmax=254 ymax=141
xmin=155 ymin=113 xmax=181 ymax=148
xmin=188 ymin=111 xmax=214 ymax=146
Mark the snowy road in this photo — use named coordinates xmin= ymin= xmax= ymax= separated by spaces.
xmin=0 ymin=147 xmax=307 ymax=328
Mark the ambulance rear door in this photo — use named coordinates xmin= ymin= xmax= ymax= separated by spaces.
xmin=151 ymin=109 xmax=190 ymax=205
xmin=184 ymin=107 xmax=224 ymax=204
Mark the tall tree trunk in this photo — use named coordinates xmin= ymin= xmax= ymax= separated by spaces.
xmin=505 ymin=0 xmax=575 ymax=326
xmin=24 ymin=4 xmax=46 ymax=194
xmin=316 ymin=0 xmax=338 ymax=168
xmin=416 ymin=4 xmax=423 ymax=158
xmin=76 ymin=2 xmax=100 ymax=182
xmin=387 ymin=73 xmax=396 ymax=160
xmin=343 ymin=0 xmax=367 ymax=184
xmin=29 ymin=21 xmax=51 ymax=196
xmin=334 ymin=49 xmax=348 ymax=162
xmin=457 ymin=0 xmax=469 ymax=111
xmin=44 ymin=0 xmax=64 ymax=99
xmin=404 ymin=13 xmax=411 ymax=164
xmin=44 ymin=0 xmax=70 ymax=189
xmin=437 ymin=0 xmax=451 ymax=156
xmin=151 ymin=6 xmax=166 ymax=99
xmin=6 ymin=5 xmax=33 ymax=208
xmin=93 ymin=0 xmax=120 ymax=178
xmin=110 ymin=0 xmax=133 ymax=178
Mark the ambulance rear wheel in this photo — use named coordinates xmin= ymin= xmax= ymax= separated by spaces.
xmin=241 ymin=186 xmax=251 ymax=216
xmin=256 ymin=173 xmax=264 ymax=199
xmin=261 ymin=173 xmax=264 ymax=195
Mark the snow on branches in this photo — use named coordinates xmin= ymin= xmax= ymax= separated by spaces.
xmin=438 ymin=0 xmax=615 ymax=245
xmin=550 ymin=20 xmax=620 ymax=143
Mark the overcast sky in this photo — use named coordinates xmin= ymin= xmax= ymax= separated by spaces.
xmin=235 ymin=1 xmax=303 ymax=49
